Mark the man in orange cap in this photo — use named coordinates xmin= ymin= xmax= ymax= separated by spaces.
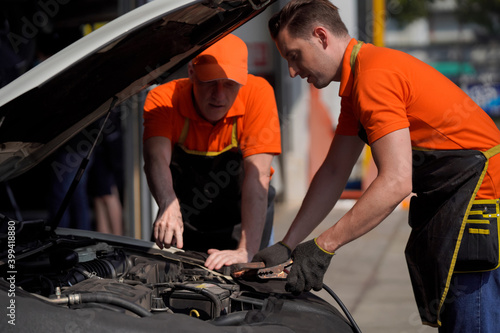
xmin=142 ymin=34 xmax=281 ymax=270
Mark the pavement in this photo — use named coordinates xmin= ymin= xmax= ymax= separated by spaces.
xmin=272 ymin=200 xmax=438 ymax=333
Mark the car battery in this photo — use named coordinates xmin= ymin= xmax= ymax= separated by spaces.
xmin=167 ymin=283 xmax=231 ymax=320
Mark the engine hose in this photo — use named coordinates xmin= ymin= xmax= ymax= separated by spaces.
xmin=75 ymin=292 xmax=152 ymax=317
xmin=322 ymin=283 xmax=362 ymax=333
xmin=171 ymin=283 xmax=222 ymax=318
xmin=65 ymin=250 xmax=128 ymax=286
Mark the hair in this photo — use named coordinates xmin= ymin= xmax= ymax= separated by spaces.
xmin=268 ymin=0 xmax=349 ymax=40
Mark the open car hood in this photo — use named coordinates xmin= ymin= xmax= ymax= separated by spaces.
xmin=0 ymin=0 xmax=275 ymax=182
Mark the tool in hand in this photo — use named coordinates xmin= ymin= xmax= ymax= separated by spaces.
xmin=255 ymin=258 xmax=293 ymax=279
xmin=230 ymin=261 xmax=266 ymax=278
xmin=230 ymin=259 xmax=293 ymax=280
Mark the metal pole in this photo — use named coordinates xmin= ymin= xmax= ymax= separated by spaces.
xmin=372 ymin=0 xmax=385 ymax=47
xmin=117 ymin=0 xmax=152 ymax=240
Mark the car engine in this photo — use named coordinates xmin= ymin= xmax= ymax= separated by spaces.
xmin=1 ymin=233 xmax=264 ymax=320
xmin=0 ymin=217 xmax=359 ymax=333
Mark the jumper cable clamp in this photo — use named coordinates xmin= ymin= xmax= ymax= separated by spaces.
xmin=230 ymin=259 xmax=293 ymax=280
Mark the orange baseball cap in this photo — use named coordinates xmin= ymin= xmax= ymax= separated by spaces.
xmin=192 ymin=34 xmax=248 ymax=85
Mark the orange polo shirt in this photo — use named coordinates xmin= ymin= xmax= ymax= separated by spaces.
xmin=143 ymin=74 xmax=281 ymax=159
xmin=337 ymin=38 xmax=500 ymax=198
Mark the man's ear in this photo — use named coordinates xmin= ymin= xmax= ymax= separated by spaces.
xmin=313 ymin=27 xmax=328 ymax=48
xmin=187 ymin=62 xmax=195 ymax=81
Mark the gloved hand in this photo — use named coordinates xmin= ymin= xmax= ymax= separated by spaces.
xmin=286 ymin=238 xmax=334 ymax=295
xmin=251 ymin=241 xmax=292 ymax=267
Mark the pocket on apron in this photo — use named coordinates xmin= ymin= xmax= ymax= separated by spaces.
xmin=455 ymin=199 xmax=500 ymax=272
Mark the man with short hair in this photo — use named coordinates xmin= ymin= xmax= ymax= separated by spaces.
xmin=253 ymin=0 xmax=500 ymax=331
xmin=143 ymin=34 xmax=281 ymax=271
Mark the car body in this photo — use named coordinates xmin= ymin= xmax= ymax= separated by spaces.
xmin=0 ymin=0 xmax=357 ymax=332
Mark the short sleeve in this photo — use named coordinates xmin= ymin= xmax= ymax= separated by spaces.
xmin=354 ymin=69 xmax=410 ymax=144
xmin=336 ymin=97 xmax=359 ymax=136
xmin=142 ymin=83 xmax=176 ymax=142
xmin=238 ymin=76 xmax=282 ymax=157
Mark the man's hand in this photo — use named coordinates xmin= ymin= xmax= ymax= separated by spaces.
xmin=153 ymin=206 xmax=184 ymax=249
xmin=144 ymin=136 xmax=185 ymax=250
xmin=252 ymin=242 xmax=292 ymax=266
xmin=286 ymin=238 xmax=334 ymax=295
xmin=205 ymin=248 xmax=250 ymax=270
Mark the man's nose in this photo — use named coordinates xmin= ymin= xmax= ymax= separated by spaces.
xmin=288 ymin=65 xmax=298 ymax=78
xmin=212 ymin=81 xmax=225 ymax=98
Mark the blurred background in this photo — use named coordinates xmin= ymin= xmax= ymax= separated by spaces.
xmin=1 ymin=0 xmax=499 ymax=240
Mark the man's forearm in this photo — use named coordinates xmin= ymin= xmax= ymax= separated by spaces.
xmin=282 ymin=164 xmax=349 ymax=249
xmin=283 ymin=135 xmax=365 ymax=249
xmin=316 ymin=172 xmax=410 ymax=253
xmin=143 ymin=137 xmax=185 ymax=248
xmin=239 ymin=154 xmax=274 ymax=257
xmin=143 ymin=138 xmax=177 ymax=210
xmin=240 ymin=178 xmax=269 ymax=256
xmin=144 ymin=159 xmax=177 ymax=211
xmin=316 ymin=128 xmax=413 ymax=253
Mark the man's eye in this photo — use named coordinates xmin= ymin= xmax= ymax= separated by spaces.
xmin=197 ymin=80 xmax=212 ymax=87
xmin=224 ymin=82 xmax=238 ymax=89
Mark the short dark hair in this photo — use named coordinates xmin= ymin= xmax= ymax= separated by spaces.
xmin=268 ymin=0 xmax=349 ymax=40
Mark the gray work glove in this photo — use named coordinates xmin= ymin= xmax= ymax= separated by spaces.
xmin=252 ymin=241 xmax=292 ymax=267
xmin=286 ymin=238 xmax=334 ymax=295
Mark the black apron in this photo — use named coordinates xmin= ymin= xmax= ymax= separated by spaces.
xmin=405 ymin=146 xmax=500 ymax=326
xmin=170 ymin=117 xmax=274 ymax=252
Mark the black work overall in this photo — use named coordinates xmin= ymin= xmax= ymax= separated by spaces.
xmin=170 ymin=118 xmax=274 ymax=252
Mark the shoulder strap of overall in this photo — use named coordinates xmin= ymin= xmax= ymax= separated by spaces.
xmin=350 ymin=41 xmax=364 ymax=71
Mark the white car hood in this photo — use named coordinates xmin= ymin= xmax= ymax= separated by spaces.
xmin=0 ymin=0 xmax=274 ymax=181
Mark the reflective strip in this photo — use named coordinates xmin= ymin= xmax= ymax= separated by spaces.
xmin=178 ymin=117 xmax=190 ymax=145
xmin=466 ymin=219 xmax=490 ymax=224
xmin=469 ymin=228 xmax=490 ymax=235
xmin=473 ymin=199 xmax=500 ymax=205
xmin=178 ymin=118 xmax=239 ymax=156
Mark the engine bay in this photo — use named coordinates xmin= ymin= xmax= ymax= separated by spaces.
xmin=0 ymin=228 xmax=266 ymax=321
xmin=0 ymin=217 xmax=360 ymax=333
